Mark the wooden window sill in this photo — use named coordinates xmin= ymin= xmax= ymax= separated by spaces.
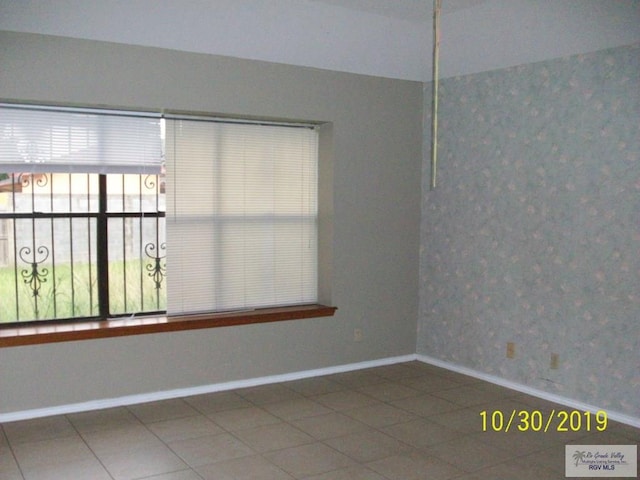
xmin=0 ymin=304 xmax=337 ymax=347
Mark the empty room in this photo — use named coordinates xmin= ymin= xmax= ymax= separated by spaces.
xmin=0 ymin=1 xmax=638 ymax=479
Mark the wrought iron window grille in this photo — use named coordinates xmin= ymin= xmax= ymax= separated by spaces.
xmin=0 ymin=172 xmax=166 ymax=325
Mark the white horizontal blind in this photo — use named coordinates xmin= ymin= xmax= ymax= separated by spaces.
xmin=165 ymin=118 xmax=318 ymax=315
xmin=0 ymin=104 xmax=162 ymax=174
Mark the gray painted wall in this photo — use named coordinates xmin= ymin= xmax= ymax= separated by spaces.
xmin=419 ymin=44 xmax=640 ymax=418
xmin=0 ymin=31 xmax=422 ymax=414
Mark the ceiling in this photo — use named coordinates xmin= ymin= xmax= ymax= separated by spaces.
xmin=0 ymin=0 xmax=638 ymax=81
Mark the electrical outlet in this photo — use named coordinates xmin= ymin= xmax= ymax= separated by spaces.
xmin=550 ymin=353 xmax=559 ymax=369
xmin=353 ymin=328 xmax=363 ymax=342
xmin=506 ymin=342 xmax=515 ymax=359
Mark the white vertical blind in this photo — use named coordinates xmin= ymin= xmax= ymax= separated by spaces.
xmin=165 ymin=118 xmax=318 ymax=315
xmin=0 ymin=104 xmax=162 ymax=174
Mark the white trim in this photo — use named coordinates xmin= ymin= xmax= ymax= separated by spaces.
xmin=2 ymin=352 xmax=637 ymax=429
xmin=163 ymin=112 xmax=318 ymax=129
xmin=416 ymin=354 xmax=640 ymax=429
xmin=0 ymin=354 xmax=416 ymax=423
xmin=0 ymin=102 xmax=161 ymax=118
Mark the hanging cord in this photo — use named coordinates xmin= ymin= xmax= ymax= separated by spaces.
xmin=430 ymin=0 xmax=442 ymax=190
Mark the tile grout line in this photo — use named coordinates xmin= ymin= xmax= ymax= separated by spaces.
xmin=65 ymin=412 xmax=118 ymax=480
xmin=0 ymin=423 xmax=27 ymax=480
xmin=3 ymin=362 xmax=638 ymax=480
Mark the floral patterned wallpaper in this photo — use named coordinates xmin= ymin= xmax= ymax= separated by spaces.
xmin=419 ymin=43 xmax=640 ymax=418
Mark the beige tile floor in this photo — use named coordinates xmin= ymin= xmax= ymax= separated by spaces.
xmin=1 ymin=361 xmax=638 ymax=479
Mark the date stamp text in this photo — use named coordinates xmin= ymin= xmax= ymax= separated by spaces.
xmin=480 ymin=409 xmax=608 ymax=433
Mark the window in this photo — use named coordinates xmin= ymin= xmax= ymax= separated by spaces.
xmin=165 ymin=117 xmax=318 ymax=316
xmin=0 ymin=172 xmax=166 ymax=323
xmin=0 ymin=104 xmax=327 ymax=333
xmin=0 ymin=105 xmax=164 ymax=324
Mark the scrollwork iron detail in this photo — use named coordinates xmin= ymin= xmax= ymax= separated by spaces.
xmin=18 ymin=172 xmax=50 ymax=189
xmin=143 ymin=174 xmax=157 ymax=191
xmin=145 ymin=242 xmax=166 ymax=290
xmin=19 ymin=245 xmax=50 ymax=297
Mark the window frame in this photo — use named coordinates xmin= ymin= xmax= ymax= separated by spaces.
xmin=0 ymin=104 xmax=336 ymax=345
xmin=0 ymin=304 xmax=337 ymax=347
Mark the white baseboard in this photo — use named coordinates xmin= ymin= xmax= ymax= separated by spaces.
xmin=2 ymin=353 xmax=638 ymax=429
xmin=416 ymin=354 xmax=640 ymax=429
xmin=0 ymin=354 xmax=416 ymax=423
